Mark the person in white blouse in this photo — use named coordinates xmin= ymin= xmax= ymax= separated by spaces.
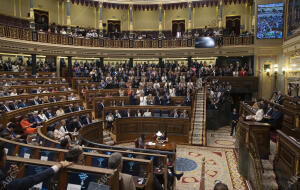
xmin=161 ymin=74 xmax=167 ymax=83
xmin=115 ymin=110 xmax=122 ymax=119
xmin=143 ymin=109 xmax=152 ymax=117
xmin=246 ymin=104 xmax=264 ymax=121
xmin=119 ymin=89 xmax=124 ymax=97
xmin=140 ymin=93 xmax=147 ymax=106
xmin=169 ymin=86 xmax=176 ymax=97
xmin=56 ymin=107 xmax=65 ymax=117
xmin=136 ymin=86 xmax=144 ymax=97
xmin=153 ymin=81 xmax=160 ymax=89
xmin=136 ymin=110 xmax=142 ymax=117
xmin=38 ymin=110 xmax=48 ymax=122
xmin=187 ymin=80 xmax=194 ymax=89
xmin=10 ymin=89 xmax=18 ymax=96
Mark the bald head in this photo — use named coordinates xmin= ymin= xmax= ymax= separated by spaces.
xmin=108 ymin=152 xmax=122 ymax=170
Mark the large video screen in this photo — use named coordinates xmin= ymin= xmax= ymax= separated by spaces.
xmin=257 ymin=3 xmax=284 ymax=39
xmin=195 ymin=37 xmax=215 ymax=48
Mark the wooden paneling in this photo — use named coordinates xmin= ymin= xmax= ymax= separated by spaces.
xmin=237 ymin=120 xmax=271 ymax=159
xmin=114 ymin=117 xmax=189 ymax=144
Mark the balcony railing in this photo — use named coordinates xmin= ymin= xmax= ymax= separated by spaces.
xmin=0 ymin=24 xmax=254 ymax=48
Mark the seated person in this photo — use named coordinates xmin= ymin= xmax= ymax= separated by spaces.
xmin=56 ymin=107 xmax=65 ymax=116
xmin=180 ymin=110 xmax=189 ymax=119
xmin=143 ymin=109 xmax=152 ymax=117
xmin=265 ymin=106 xmax=282 ymax=126
xmin=108 ymin=153 xmax=136 ymax=190
xmin=65 ymin=147 xmax=85 ymax=165
xmin=20 ymin=115 xmax=38 ymax=134
xmin=29 ymin=111 xmax=42 ymax=127
xmin=246 ymin=103 xmax=264 ymax=121
xmin=106 ymin=112 xmax=114 ymax=131
xmin=264 ymin=103 xmax=273 ymax=117
xmin=0 ymin=122 xmax=22 ymax=141
xmin=0 ymin=142 xmax=72 ymax=190
xmin=135 ymin=134 xmax=145 ymax=149
xmin=157 ymin=131 xmax=168 ymax=142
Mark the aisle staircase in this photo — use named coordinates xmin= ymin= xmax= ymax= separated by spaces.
xmin=261 ymin=142 xmax=278 ymax=190
xmin=191 ymin=88 xmax=206 ymax=145
xmin=103 ymin=131 xmax=114 ymax=146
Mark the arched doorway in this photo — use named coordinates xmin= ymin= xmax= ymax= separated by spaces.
xmin=225 ymin=16 xmax=240 ymax=36
xmin=172 ymin=20 xmax=185 ymax=38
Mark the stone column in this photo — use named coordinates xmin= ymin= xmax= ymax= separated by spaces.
xmin=188 ymin=2 xmax=192 ymax=36
xmin=68 ymin=56 xmax=72 ymax=78
xmin=218 ymin=0 xmax=223 ymax=29
xmin=129 ymin=4 xmax=134 ymax=38
xmin=98 ymin=2 xmax=103 ymax=37
xmin=66 ymin=0 xmax=71 ymax=32
xmin=31 ymin=54 xmax=37 ymax=75
xmin=251 ymin=0 xmax=255 ymax=33
xmin=29 ymin=0 xmax=35 ymax=30
xmin=159 ymin=4 xmax=163 ymax=37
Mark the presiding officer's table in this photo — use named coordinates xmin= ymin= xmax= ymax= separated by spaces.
xmin=114 ymin=117 xmax=189 ymax=144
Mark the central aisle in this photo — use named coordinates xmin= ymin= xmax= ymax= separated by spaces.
xmin=175 ymin=144 xmax=248 ymax=190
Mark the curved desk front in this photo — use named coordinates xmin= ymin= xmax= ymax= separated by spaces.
xmin=114 ymin=117 xmax=189 ymax=144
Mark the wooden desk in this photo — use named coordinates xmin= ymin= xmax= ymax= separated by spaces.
xmin=275 ymin=130 xmax=300 ymax=189
xmin=114 ymin=117 xmax=189 ymax=144
xmin=237 ymin=120 xmax=271 ymax=159
xmin=145 ymin=142 xmax=176 ymax=152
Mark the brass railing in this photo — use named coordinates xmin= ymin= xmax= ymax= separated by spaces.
xmin=0 ymin=24 xmax=254 ymax=48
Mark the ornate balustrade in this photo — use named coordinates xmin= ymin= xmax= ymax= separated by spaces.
xmin=0 ymin=24 xmax=254 ymax=48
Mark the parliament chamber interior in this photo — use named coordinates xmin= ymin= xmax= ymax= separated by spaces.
xmin=0 ymin=0 xmax=299 ymax=189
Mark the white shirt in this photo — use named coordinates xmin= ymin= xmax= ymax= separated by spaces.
xmin=136 ymin=89 xmax=144 ymax=97
xmin=169 ymin=88 xmax=176 ymax=97
xmin=246 ymin=109 xmax=264 ymax=121
xmin=140 ymin=96 xmax=147 ymax=106
xmin=10 ymin=92 xmax=18 ymax=96
xmin=143 ymin=111 xmax=152 ymax=117
xmin=153 ymin=83 xmax=160 ymax=89
xmin=59 ymin=126 xmax=68 ymax=134
xmin=38 ymin=114 xmax=48 ymax=121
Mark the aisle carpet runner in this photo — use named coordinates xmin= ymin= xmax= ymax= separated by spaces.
xmin=175 ymin=145 xmax=248 ymax=190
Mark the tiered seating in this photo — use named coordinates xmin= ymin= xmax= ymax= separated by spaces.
xmin=0 ymin=68 xmax=190 ymax=189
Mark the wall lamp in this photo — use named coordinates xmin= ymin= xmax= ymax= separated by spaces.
xmin=266 ymin=68 xmax=270 ymax=76
xmin=282 ymin=67 xmax=286 ymax=75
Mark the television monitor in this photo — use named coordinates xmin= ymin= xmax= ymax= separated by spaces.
xmin=257 ymin=3 xmax=284 ymax=39
xmin=195 ymin=37 xmax=215 ymax=48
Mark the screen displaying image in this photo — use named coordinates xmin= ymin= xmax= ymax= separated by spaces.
xmin=195 ymin=37 xmax=215 ymax=48
xmin=257 ymin=3 xmax=284 ymax=39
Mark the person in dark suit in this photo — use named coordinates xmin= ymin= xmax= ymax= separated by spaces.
xmin=1 ymin=101 xmax=11 ymax=112
xmin=154 ymin=92 xmax=162 ymax=105
xmin=129 ymin=92 xmax=137 ymax=105
xmin=80 ymin=114 xmax=92 ymax=125
xmin=18 ymin=99 xmax=29 ymax=108
xmin=124 ymin=109 xmax=131 ymax=118
xmin=0 ymin=142 xmax=72 ymax=190
xmin=64 ymin=104 xmax=74 ymax=113
xmin=231 ymin=108 xmax=239 ymax=136
xmin=184 ymin=93 xmax=192 ymax=106
xmin=45 ymin=109 xmax=55 ymax=119
xmin=9 ymin=100 xmax=19 ymax=111
xmin=265 ymin=106 xmax=282 ymax=127
xmin=98 ymin=100 xmax=105 ymax=117
xmin=275 ymin=91 xmax=283 ymax=104
xmin=31 ymin=96 xmax=42 ymax=105
xmin=264 ymin=104 xmax=273 ymax=117
xmin=73 ymin=103 xmax=84 ymax=112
